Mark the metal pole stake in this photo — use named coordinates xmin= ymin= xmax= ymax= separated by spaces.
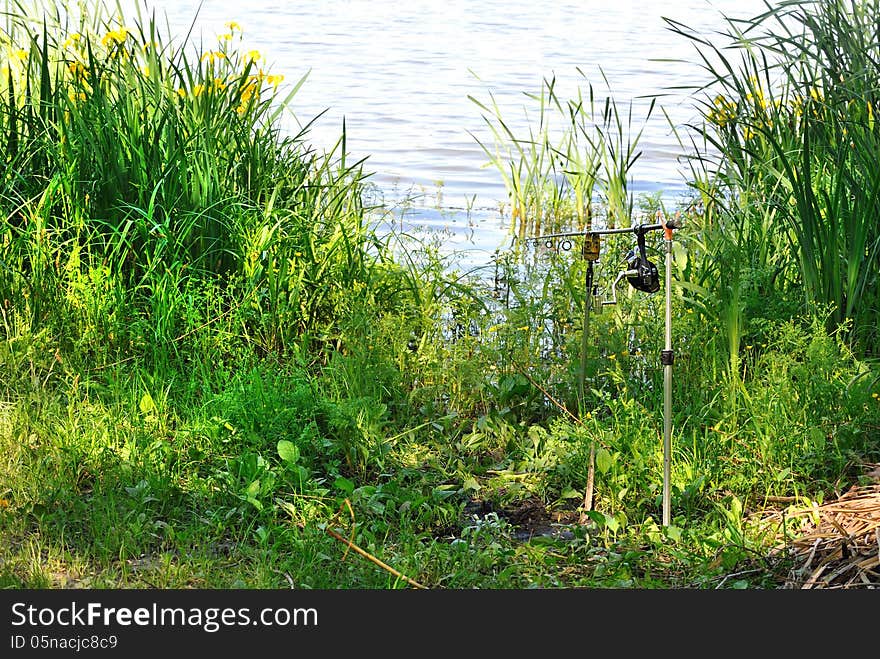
xmin=661 ymin=224 xmax=674 ymax=527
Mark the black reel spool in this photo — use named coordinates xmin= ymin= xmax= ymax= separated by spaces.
xmin=625 ymin=226 xmax=660 ymax=293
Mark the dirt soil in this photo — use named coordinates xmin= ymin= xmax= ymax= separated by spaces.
xmin=462 ymin=496 xmax=580 ymax=541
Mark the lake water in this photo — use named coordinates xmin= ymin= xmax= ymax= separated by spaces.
xmin=117 ymin=0 xmax=771 ymax=266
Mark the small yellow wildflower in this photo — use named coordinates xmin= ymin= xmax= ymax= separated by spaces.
xmin=246 ymin=50 xmax=262 ymax=62
xmin=201 ymin=50 xmax=226 ymax=64
xmin=192 ymin=84 xmax=205 ymax=97
xmin=708 ymin=94 xmax=736 ymax=127
xmin=63 ymin=33 xmax=82 ymax=49
xmin=872 ymin=392 xmax=879 ymax=400
xmin=240 ymin=81 xmax=260 ymax=103
xmin=265 ymin=73 xmax=284 ymax=88
xmin=101 ymin=27 xmax=129 ymax=47
xmin=225 ymin=21 xmax=242 ymax=32
xmin=67 ymin=90 xmax=86 ymax=103
xmin=219 ymin=33 xmax=234 ymax=41
xmin=213 ymin=77 xmax=227 ymax=90
xmin=746 ymin=88 xmax=766 ymax=110
xmin=0 ymin=498 xmax=9 ymax=508
xmin=516 ymin=325 xmax=529 ymax=331
xmin=141 ymin=65 xmax=150 ymax=76
xmin=67 ymin=61 xmax=88 ymax=79
xmin=176 ymin=87 xmax=186 ymax=98
xmin=608 ymin=353 xmax=616 ymax=360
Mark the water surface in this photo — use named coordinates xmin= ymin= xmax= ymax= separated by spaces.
xmin=118 ymin=0 xmax=771 ymax=263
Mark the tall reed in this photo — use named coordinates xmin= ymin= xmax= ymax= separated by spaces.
xmin=0 ymin=0 xmax=399 ymax=366
xmin=469 ymin=68 xmax=654 ymax=241
xmin=667 ymin=0 xmax=880 ymax=356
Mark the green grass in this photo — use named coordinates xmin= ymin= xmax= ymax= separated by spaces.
xmin=1 ymin=0 xmax=879 ymax=590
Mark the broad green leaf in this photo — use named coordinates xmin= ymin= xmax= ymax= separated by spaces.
xmin=139 ymin=392 xmax=155 ymax=414
xmin=462 ymin=477 xmax=481 ymax=492
xmin=560 ymin=487 xmax=582 ymax=499
xmin=595 ymin=447 xmax=613 ymax=474
xmin=604 ymin=513 xmax=620 ymax=533
xmin=664 ymin=525 xmax=683 ymax=542
xmin=729 ymin=496 xmax=743 ymax=520
xmin=277 ymin=439 xmax=300 ymax=464
xmin=672 ymin=241 xmax=688 ymax=270
xmin=432 ymin=484 xmax=458 ymax=501
xmin=334 ymin=476 xmax=355 ymax=494
xmin=246 ymin=479 xmax=261 ymax=498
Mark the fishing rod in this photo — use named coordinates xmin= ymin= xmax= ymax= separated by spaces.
xmin=536 ymin=218 xmax=680 ymax=241
xmin=530 ymin=214 xmax=680 ymax=526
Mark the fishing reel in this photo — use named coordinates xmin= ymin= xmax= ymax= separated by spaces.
xmin=625 ymin=225 xmax=660 ymax=294
xmin=602 ymin=225 xmax=661 ymax=306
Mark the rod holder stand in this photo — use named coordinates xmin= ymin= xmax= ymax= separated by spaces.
xmin=602 ymin=269 xmax=639 ymax=306
xmin=532 ymin=214 xmax=680 ymax=528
